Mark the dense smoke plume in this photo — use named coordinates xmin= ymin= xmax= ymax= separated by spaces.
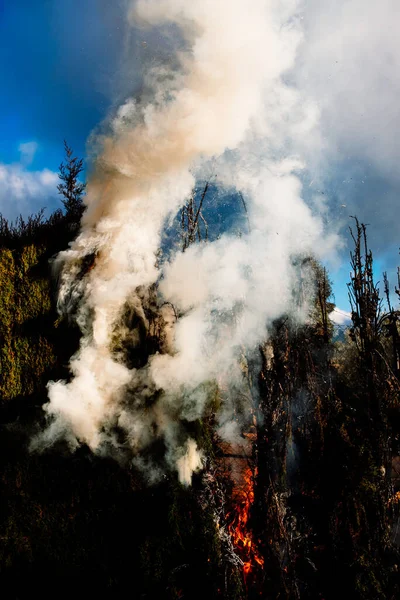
xmin=34 ymin=0 xmax=337 ymax=484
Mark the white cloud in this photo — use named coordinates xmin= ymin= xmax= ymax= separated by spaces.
xmin=329 ymin=307 xmax=351 ymax=327
xmin=296 ymin=0 xmax=400 ymax=179
xmin=0 ymin=160 xmax=59 ymax=221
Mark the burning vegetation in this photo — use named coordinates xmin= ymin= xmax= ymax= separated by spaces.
xmin=0 ymin=141 xmax=400 ymax=600
xmin=226 ymin=465 xmax=264 ymax=579
xmin=0 ymin=1 xmax=400 ymax=599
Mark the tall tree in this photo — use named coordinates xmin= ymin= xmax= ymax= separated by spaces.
xmin=57 ymin=140 xmax=86 ymax=223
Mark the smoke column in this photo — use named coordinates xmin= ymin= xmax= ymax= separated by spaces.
xmin=35 ymin=0 xmax=337 ymax=484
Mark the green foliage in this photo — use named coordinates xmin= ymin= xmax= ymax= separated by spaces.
xmin=57 ymin=140 xmax=86 ymax=222
xmin=0 ymin=244 xmax=55 ymax=401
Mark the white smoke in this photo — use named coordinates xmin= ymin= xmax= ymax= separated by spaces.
xmin=34 ymin=0 xmax=337 ymax=485
xmin=295 ymin=0 xmax=400 ymax=180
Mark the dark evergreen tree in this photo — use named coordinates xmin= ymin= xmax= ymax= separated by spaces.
xmin=57 ymin=140 xmax=86 ymax=223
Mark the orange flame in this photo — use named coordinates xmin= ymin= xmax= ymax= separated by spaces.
xmin=227 ymin=466 xmax=264 ymax=579
xmin=388 ymin=490 xmax=400 ymax=505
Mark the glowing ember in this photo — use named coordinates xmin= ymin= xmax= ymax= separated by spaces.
xmin=227 ymin=466 xmax=264 ymax=579
xmin=388 ymin=490 xmax=400 ymax=505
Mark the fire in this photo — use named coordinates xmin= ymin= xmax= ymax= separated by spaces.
xmin=388 ymin=490 xmax=400 ymax=505
xmin=227 ymin=466 xmax=264 ymax=579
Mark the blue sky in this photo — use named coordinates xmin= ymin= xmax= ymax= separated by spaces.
xmin=0 ymin=0 xmax=399 ymax=313
xmin=0 ymin=0 xmax=127 ymax=167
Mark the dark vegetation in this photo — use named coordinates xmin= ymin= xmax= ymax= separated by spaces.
xmin=0 ymin=144 xmax=399 ymax=599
